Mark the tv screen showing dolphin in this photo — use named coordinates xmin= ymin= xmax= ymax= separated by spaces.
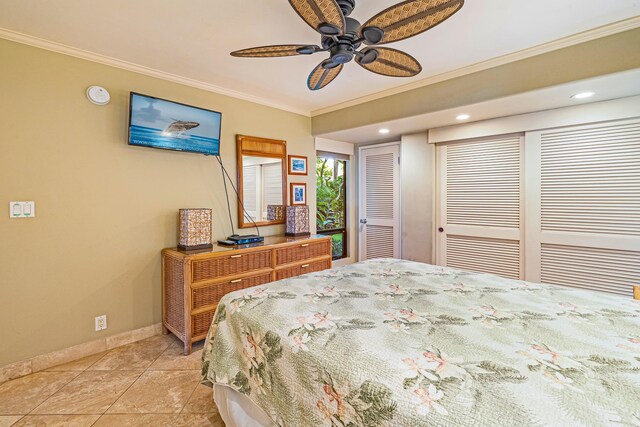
xmin=128 ymin=92 xmax=221 ymax=156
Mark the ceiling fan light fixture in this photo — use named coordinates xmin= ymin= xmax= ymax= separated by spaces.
xmin=357 ymin=48 xmax=379 ymax=65
xmin=332 ymin=53 xmax=354 ymax=64
xmin=296 ymin=46 xmax=317 ymax=55
xmin=331 ymin=43 xmax=355 ymax=64
xmin=361 ymin=26 xmax=384 ymax=45
xmin=321 ymin=59 xmax=340 ymax=69
xmin=317 ymin=22 xmax=343 ymax=36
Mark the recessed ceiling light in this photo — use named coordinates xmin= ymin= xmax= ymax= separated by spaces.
xmin=456 ymin=114 xmax=470 ymax=121
xmin=379 ymin=128 xmax=390 ymax=134
xmin=571 ymin=92 xmax=595 ymax=99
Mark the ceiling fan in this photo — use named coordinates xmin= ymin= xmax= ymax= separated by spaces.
xmin=231 ymin=0 xmax=465 ymax=91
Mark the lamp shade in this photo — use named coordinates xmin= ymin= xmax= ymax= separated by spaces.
xmin=285 ymin=205 xmax=310 ymax=237
xmin=178 ymin=209 xmax=213 ymax=250
xmin=267 ymin=205 xmax=285 ymax=221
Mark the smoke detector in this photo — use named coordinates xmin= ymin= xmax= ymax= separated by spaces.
xmin=86 ymin=86 xmax=111 ymax=105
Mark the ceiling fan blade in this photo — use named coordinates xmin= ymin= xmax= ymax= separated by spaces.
xmin=356 ymin=47 xmax=422 ymax=77
xmin=307 ymin=60 xmax=343 ymax=90
xmin=231 ymin=45 xmax=319 ymax=58
xmin=361 ymin=0 xmax=464 ymax=45
xmin=289 ymin=0 xmax=346 ymax=36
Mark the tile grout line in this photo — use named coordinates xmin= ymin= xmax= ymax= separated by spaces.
xmin=90 ymin=370 xmax=145 ymax=424
xmin=23 ymin=371 xmax=147 ymax=416
xmin=8 ymin=415 xmax=24 ymax=427
xmin=180 ymin=372 xmax=203 ymax=415
xmin=85 ymin=351 xmax=109 ymax=371
xmin=6 ymin=336 xmax=203 ymax=426
xmin=24 ymin=371 xmax=83 ymax=416
xmin=172 ymin=337 xmax=204 ymax=416
xmin=76 ymin=343 xmax=133 ymax=423
xmin=97 ymin=337 xmax=173 ymax=419
xmin=88 ymin=414 xmax=100 ymax=427
xmin=27 ymin=347 xmax=133 ymax=417
xmin=177 ymin=340 xmax=206 ymax=416
xmin=23 ymin=337 xmax=171 ymax=422
xmin=148 ymin=338 xmax=201 ymax=416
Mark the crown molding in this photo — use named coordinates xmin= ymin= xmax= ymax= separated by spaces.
xmin=0 ymin=27 xmax=311 ymax=117
xmin=2 ymin=16 xmax=639 ymax=119
xmin=310 ymin=16 xmax=640 ymax=117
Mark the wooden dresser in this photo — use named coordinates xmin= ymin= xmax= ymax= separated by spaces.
xmin=162 ymin=235 xmax=332 ymax=354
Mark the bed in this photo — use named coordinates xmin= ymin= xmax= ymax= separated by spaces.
xmin=201 ymin=259 xmax=640 ymax=427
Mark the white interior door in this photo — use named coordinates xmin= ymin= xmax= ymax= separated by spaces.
xmin=358 ymin=143 xmax=401 ymax=261
xmin=436 ymin=135 xmax=524 ymax=279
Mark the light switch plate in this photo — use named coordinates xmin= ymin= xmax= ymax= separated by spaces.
xmin=9 ymin=201 xmax=36 ymax=218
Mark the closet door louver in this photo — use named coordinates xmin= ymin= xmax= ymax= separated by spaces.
xmin=366 ymin=225 xmax=396 ymax=259
xmin=539 ymin=120 xmax=640 ymax=296
xmin=447 ymin=137 xmax=521 ymax=228
xmin=366 ymin=152 xmax=395 ymax=221
xmin=541 ymin=122 xmax=640 ymax=236
xmin=446 ymin=235 xmax=521 ymax=279
xmin=541 ymin=244 xmax=640 ymax=296
xmin=438 ymin=135 xmax=523 ymax=279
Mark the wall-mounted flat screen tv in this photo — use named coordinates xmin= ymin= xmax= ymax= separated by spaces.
xmin=128 ymin=92 xmax=221 ymax=156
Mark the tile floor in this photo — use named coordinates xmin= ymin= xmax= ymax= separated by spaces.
xmin=0 ymin=335 xmax=225 ymax=427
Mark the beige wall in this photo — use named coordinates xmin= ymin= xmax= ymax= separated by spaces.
xmin=0 ymin=39 xmax=314 ymax=367
xmin=400 ymin=133 xmax=436 ymax=264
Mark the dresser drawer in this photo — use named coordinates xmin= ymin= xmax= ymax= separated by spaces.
xmin=192 ymin=310 xmax=215 ymax=339
xmin=191 ymin=272 xmax=272 ymax=310
xmin=191 ymin=250 xmax=272 ymax=283
xmin=276 ymin=259 xmax=332 ymax=281
xmin=275 ymin=240 xmax=331 ymax=266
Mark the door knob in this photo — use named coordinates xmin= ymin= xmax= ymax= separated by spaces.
xmin=360 ymin=219 xmax=367 ymax=224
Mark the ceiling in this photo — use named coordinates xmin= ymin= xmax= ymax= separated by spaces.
xmin=318 ymin=69 xmax=640 ymax=143
xmin=0 ymin=0 xmax=639 ymax=115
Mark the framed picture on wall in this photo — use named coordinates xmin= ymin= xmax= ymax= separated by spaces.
xmin=290 ymin=183 xmax=307 ymax=205
xmin=288 ymin=155 xmax=308 ymax=175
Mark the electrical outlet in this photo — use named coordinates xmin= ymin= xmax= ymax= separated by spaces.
xmin=95 ymin=315 xmax=107 ymax=331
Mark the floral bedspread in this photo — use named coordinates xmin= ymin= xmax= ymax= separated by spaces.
xmin=201 ymin=259 xmax=640 ymax=427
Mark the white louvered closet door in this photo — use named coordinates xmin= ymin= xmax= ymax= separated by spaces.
xmin=358 ymin=143 xmax=401 ymax=261
xmin=526 ymin=119 xmax=640 ymax=296
xmin=437 ymin=135 xmax=524 ymax=279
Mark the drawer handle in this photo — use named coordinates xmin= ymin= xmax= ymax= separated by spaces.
xmin=230 ymin=279 xmax=242 ymax=284
xmin=230 ymin=255 xmax=242 ymax=259
xmin=301 ymin=264 xmax=310 ymax=268
xmin=301 ymin=244 xmax=310 ymax=248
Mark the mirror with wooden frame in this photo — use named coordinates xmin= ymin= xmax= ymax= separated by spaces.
xmin=236 ymin=135 xmax=287 ymax=229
